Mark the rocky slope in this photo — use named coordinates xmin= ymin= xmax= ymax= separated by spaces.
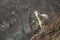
xmin=0 ymin=0 xmax=60 ymax=40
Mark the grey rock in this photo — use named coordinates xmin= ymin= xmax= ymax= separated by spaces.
xmin=0 ymin=0 xmax=60 ymax=40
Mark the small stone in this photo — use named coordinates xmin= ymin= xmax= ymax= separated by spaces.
xmin=12 ymin=11 xmax=15 ymax=14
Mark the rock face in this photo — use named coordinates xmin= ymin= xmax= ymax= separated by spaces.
xmin=0 ymin=0 xmax=60 ymax=40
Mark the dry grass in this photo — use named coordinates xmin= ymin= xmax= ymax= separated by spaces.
xmin=30 ymin=13 xmax=60 ymax=40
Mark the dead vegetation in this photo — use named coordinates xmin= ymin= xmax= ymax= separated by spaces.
xmin=30 ymin=13 xmax=60 ymax=40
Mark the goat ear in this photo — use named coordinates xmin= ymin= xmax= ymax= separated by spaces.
xmin=34 ymin=11 xmax=38 ymax=16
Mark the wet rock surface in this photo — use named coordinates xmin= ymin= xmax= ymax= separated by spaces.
xmin=0 ymin=0 xmax=60 ymax=40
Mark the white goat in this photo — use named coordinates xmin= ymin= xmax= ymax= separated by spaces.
xmin=34 ymin=11 xmax=48 ymax=29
